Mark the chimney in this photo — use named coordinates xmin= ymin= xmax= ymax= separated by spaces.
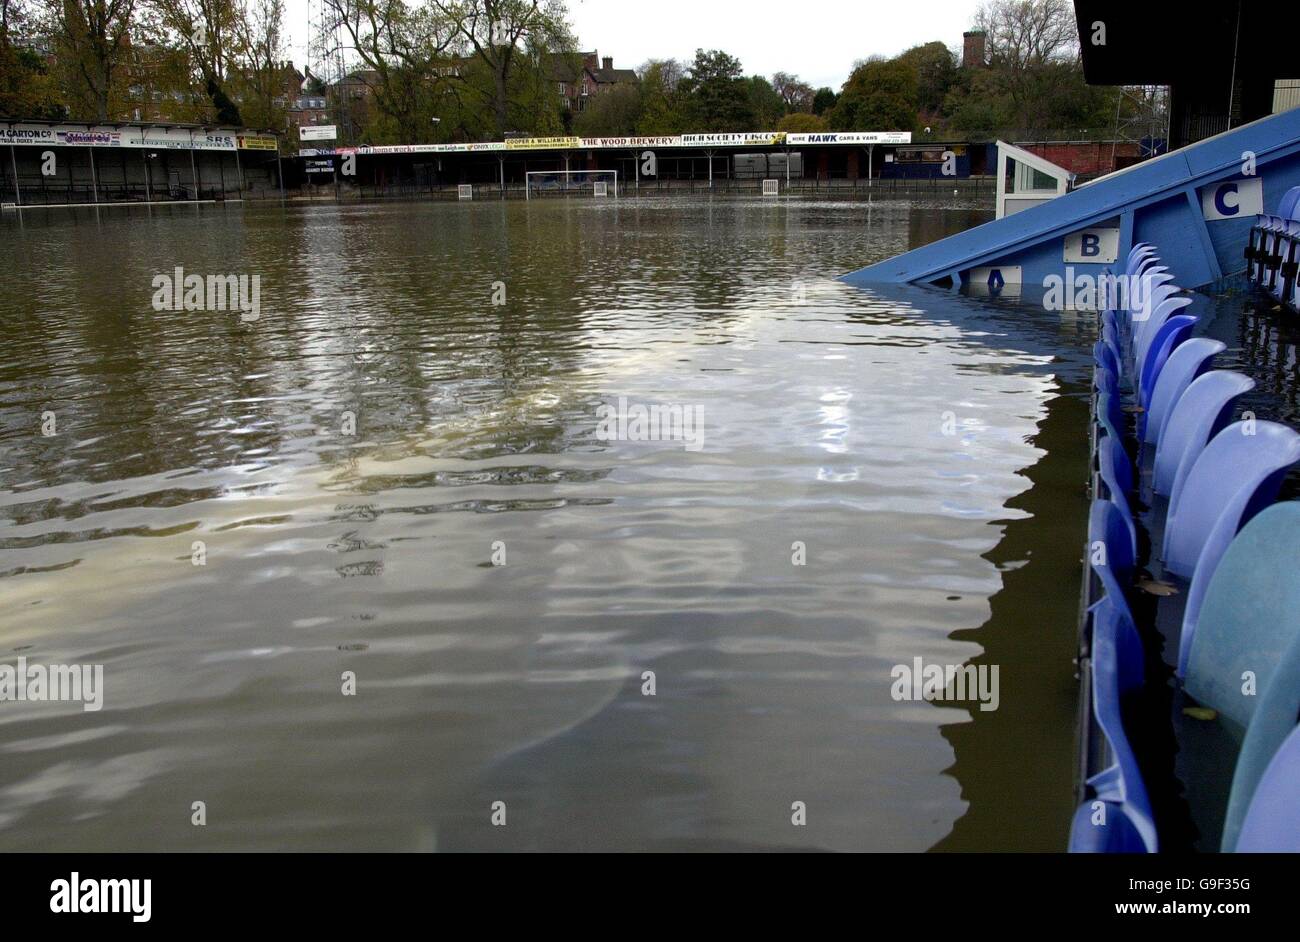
xmin=602 ymin=56 xmax=612 ymax=71
xmin=962 ymin=31 xmax=986 ymax=69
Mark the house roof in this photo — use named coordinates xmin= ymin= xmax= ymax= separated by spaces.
xmin=592 ymin=68 xmax=637 ymax=84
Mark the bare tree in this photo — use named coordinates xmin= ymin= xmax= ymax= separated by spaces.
xmin=772 ymin=71 xmax=813 ymax=113
xmin=973 ymin=0 xmax=1077 ymax=71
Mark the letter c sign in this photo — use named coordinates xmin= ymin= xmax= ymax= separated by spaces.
xmin=1203 ymin=178 xmax=1263 ymax=221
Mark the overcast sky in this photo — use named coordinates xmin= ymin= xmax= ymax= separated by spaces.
xmin=282 ymin=0 xmax=986 ymax=93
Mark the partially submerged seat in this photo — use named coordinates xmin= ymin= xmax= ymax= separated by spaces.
xmin=1084 ymin=597 xmax=1158 ymax=852
xmin=1137 ymin=313 xmax=1197 ymax=408
xmin=1069 ymin=800 xmax=1150 ymax=853
xmin=1095 ymin=365 xmax=1119 ymax=398
xmin=1094 ymin=340 xmax=1121 ymax=383
xmin=1080 ymin=500 xmax=1153 ymax=854
xmin=1134 ymin=296 xmax=1194 ymax=373
xmin=1258 ymin=190 xmax=1300 ymax=290
xmin=1233 ymin=722 xmax=1300 ymax=852
xmin=1097 ymin=437 xmax=1137 ymax=557
xmin=1096 ymin=391 xmax=1125 ymax=444
xmin=1185 ymin=500 xmax=1300 ymax=850
xmin=1088 ymin=498 xmax=1135 ymax=610
xmin=1163 ymin=422 xmax=1300 ymax=579
xmin=1185 ymin=501 xmax=1300 ymax=726
xmin=1141 ymin=338 xmax=1224 ymax=445
xmin=1151 ymin=371 xmax=1254 ymax=498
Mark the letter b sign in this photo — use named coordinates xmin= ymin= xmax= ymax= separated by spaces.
xmin=1063 ymin=228 xmax=1119 ymax=264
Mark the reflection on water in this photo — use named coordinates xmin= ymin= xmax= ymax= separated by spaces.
xmin=1 ymin=196 xmax=1103 ymax=851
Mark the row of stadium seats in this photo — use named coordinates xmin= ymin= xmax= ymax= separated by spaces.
xmin=1069 ymin=241 xmax=1300 ymax=853
xmin=1245 ymin=185 xmax=1300 ymax=311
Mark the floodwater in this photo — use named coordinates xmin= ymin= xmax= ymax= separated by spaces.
xmin=0 ymin=195 xmax=1098 ymax=851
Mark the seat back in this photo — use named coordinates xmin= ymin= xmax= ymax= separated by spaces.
xmin=1096 ymin=391 xmax=1124 ymax=443
xmin=1233 ymin=723 xmax=1300 ymax=852
xmin=1120 ymin=270 xmax=1175 ymax=334
xmin=1134 ymin=296 xmax=1194 ymax=370
xmin=1214 ymin=546 xmax=1300 ymax=852
xmin=1138 ymin=313 xmax=1197 ymax=407
xmin=1186 ymin=500 xmax=1300 ymax=713
xmin=1095 ymin=366 xmax=1119 ymax=397
xmin=1164 ymin=422 xmax=1300 ymax=579
xmin=1125 ymin=244 xmax=1155 ymax=276
xmin=1142 ymin=338 xmax=1224 ymax=445
xmin=1088 ymin=498 xmax=1135 ymax=616
xmin=1097 ymin=437 xmax=1137 ymax=556
xmin=1094 ymin=340 xmax=1121 ymax=383
xmin=1152 ymin=371 xmax=1254 ymax=498
xmin=1086 ymin=598 xmax=1158 ymax=852
xmin=1069 ymin=800 xmax=1150 ymax=853
xmin=1278 ymin=185 xmax=1300 ymax=222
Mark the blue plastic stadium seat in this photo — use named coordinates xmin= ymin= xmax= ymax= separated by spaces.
xmin=1184 ymin=500 xmax=1300 ymax=719
xmin=1274 ymin=220 xmax=1300 ymax=305
xmin=1258 ymin=188 xmax=1300 ymax=290
xmin=1141 ymin=338 xmax=1225 ymax=445
xmin=1224 ymin=628 xmax=1300 ymax=851
xmin=1137 ymin=313 xmax=1197 ymax=408
xmin=1096 ymin=391 xmax=1125 ymax=444
xmin=1162 ymin=421 xmax=1300 ymax=579
xmin=1097 ymin=437 xmax=1137 ymax=557
xmin=1095 ymin=365 xmax=1119 ymax=398
xmin=1101 ymin=323 xmax=1125 ymax=379
xmin=1134 ymin=296 xmax=1194 ymax=373
xmin=1235 ymin=725 xmax=1300 ymax=852
xmin=1126 ymin=242 xmax=1154 ymax=266
xmin=1089 ymin=499 xmax=1135 ymax=609
xmin=1178 ymin=501 xmax=1300 ymax=850
xmin=1069 ymin=800 xmax=1150 ymax=853
xmin=1124 ymin=246 xmax=1156 ymax=284
xmin=1094 ymin=340 xmax=1121 ymax=383
xmin=1151 ymin=371 xmax=1255 ymax=498
xmin=1127 ymin=253 xmax=1159 ymax=280
xmin=1085 ymin=597 xmax=1158 ymax=852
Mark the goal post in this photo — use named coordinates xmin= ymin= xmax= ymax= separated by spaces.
xmin=525 ymin=170 xmax=619 ymax=200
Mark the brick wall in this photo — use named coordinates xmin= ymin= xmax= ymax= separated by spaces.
xmin=1015 ymin=141 xmax=1144 ymax=178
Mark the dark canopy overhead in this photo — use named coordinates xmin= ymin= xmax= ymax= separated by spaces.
xmin=1074 ymin=1 xmax=1300 ymax=146
xmin=1075 ymin=2 xmax=1299 ymax=85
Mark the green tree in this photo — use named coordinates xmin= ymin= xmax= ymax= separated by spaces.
xmin=895 ymin=41 xmax=956 ymax=115
xmin=944 ymin=0 xmax=1119 ymax=139
xmin=434 ymin=0 xmax=573 ymax=136
xmin=148 ymin=0 xmax=246 ymax=123
xmin=811 ymin=86 xmax=836 ymax=115
xmin=745 ymin=74 xmax=783 ymax=129
xmin=830 ymin=57 xmax=917 ymax=131
xmin=635 ymin=58 xmax=684 ymax=134
xmin=677 ymin=48 xmax=753 ymax=131
xmin=776 ymin=111 xmax=826 ymax=133
xmin=573 ymin=82 xmax=641 ymax=136
xmin=51 ymin=0 xmax=139 ymax=121
xmin=1 ymin=0 xmax=64 ymax=117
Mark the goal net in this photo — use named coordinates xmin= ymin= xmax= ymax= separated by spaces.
xmin=525 ymin=170 xmax=618 ymax=200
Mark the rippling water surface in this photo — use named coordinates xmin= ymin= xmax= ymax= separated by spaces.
xmin=0 ymin=196 xmax=1097 ymax=850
